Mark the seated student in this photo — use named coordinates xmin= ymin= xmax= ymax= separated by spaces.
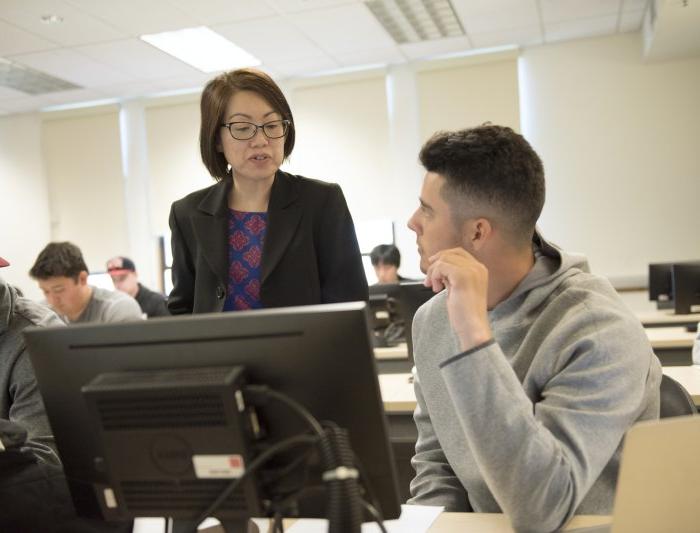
xmin=29 ymin=242 xmax=142 ymax=324
xmin=406 ymin=125 xmax=662 ymax=532
xmin=0 ymin=255 xmax=60 ymax=465
xmin=106 ymin=256 xmax=169 ymax=318
xmin=370 ymin=244 xmax=410 ymax=284
xmin=1 ymin=256 xmax=131 ymax=532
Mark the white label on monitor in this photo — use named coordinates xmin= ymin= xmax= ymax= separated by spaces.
xmin=193 ymin=454 xmax=245 ymax=478
xmin=103 ymin=488 xmax=117 ymax=509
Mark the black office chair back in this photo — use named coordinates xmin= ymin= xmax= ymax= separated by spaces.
xmin=659 ymin=374 xmax=697 ymax=418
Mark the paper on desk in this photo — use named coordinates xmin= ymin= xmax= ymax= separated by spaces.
xmin=284 ymin=504 xmax=443 ymax=533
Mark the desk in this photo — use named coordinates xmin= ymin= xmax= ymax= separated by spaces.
xmin=374 ymin=343 xmax=412 ymax=374
xmin=637 ymin=309 xmax=700 ymax=328
xmin=662 ymin=365 xmax=700 ymax=407
xmin=645 ymin=327 xmax=696 ymax=366
xmin=200 ymin=513 xmax=611 ymax=532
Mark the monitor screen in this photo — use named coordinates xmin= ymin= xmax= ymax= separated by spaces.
xmin=24 ymin=302 xmax=401 ymax=525
xmin=671 ymin=263 xmax=700 ymax=315
xmin=648 ymin=263 xmax=675 ymax=308
xmin=396 ymin=282 xmax=437 ymax=360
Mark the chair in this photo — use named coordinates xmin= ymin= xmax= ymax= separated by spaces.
xmin=659 ymin=374 xmax=697 ymax=418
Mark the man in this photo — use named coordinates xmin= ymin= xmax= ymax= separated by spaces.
xmin=369 ymin=244 xmax=408 ymax=284
xmin=406 ymin=125 xmax=661 ymax=532
xmin=0 ymin=255 xmax=60 ymax=465
xmin=29 ymin=242 xmax=142 ymax=324
xmin=106 ymin=256 xmax=169 ymax=318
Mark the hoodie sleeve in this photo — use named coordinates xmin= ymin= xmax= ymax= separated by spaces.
xmin=408 ymin=366 xmax=471 ymax=511
xmin=437 ymin=297 xmax=661 ymax=533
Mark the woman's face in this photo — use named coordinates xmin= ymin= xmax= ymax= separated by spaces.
xmin=218 ymin=90 xmax=286 ymax=184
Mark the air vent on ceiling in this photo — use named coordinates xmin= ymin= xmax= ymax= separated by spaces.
xmin=0 ymin=58 xmax=80 ymax=95
xmin=366 ymin=0 xmax=465 ymax=44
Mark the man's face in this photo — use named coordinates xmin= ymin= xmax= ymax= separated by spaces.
xmin=407 ymin=171 xmax=465 ymax=273
xmin=110 ymin=271 xmax=139 ymax=296
xmin=374 ymin=263 xmax=399 ymax=284
xmin=37 ymin=275 xmax=86 ymax=318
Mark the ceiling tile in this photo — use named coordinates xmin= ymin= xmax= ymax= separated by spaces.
xmin=11 ymin=49 xmax=134 ymax=87
xmin=539 ymin=0 xmax=622 ymax=24
xmin=0 ymin=20 xmax=58 ymax=56
xmin=470 ymin=25 xmax=543 ymax=50
xmin=0 ymin=94 xmax=56 ymax=113
xmin=265 ymin=0 xmax=364 ymax=14
xmin=544 ymin=14 xmax=619 ymax=43
xmin=452 ymin=0 xmax=540 ymax=34
xmin=169 ymin=0 xmax=277 ymax=25
xmin=263 ymin=55 xmax=340 ymax=78
xmin=619 ymin=9 xmax=645 ymax=32
xmin=622 ymin=0 xmax=649 ymax=12
xmin=288 ymin=3 xmax=395 ymax=54
xmin=64 ymin=0 xmax=194 ymax=36
xmin=333 ymin=47 xmax=406 ymax=67
xmin=0 ymin=85 xmax=30 ymax=99
xmin=399 ymin=35 xmax=473 ymax=60
xmin=214 ymin=16 xmax=329 ymax=63
xmin=76 ymin=39 xmax=201 ymax=80
xmin=0 ymin=0 xmax=128 ymax=46
xmin=43 ymin=87 xmax=109 ymax=105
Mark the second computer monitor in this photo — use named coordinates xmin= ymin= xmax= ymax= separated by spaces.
xmin=671 ymin=263 xmax=700 ymax=315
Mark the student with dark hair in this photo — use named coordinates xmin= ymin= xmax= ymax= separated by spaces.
xmin=406 ymin=125 xmax=661 ymax=532
xmin=1 ymin=255 xmax=131 ymax=532
xmin=369 ymin=244 xmax=409 ymax=284
xmin=168 ymin=68 xmax=367 ymax=314
xmin=29 ymin=242 xmax=142 ymax=324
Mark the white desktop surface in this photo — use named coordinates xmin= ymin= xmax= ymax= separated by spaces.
xmin=662 ymin=365 xmax=700 ymax=404
xmin=194 ymin=513 xmax=610 ymax=532
xmin=644 ymin=327 xmax=696 ymax=349
xmin=636 ymin=309 xmax=700 ymax=327
xmin=374 ymin=343 xmax=409 ymax=360
xmin=379 ymin=367 xmax=700 ymax=412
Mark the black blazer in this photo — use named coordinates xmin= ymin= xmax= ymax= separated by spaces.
xmin=168 ymin=171 xmax=368 ymax=314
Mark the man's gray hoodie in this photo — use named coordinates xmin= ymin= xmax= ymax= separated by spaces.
xmin=407 ymin=235 xmax=662 ymax=533
xmin=1 ymin=276 xmax=62 ymax=464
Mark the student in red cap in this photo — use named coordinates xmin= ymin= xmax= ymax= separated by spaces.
xmin=106 ymin=256 xmax=169 ymax=318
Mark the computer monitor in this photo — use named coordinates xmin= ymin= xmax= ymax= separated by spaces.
xmin=24 ymin=302 xmax=401 ymax=528
xmin=671 ymin=263 xmax=700 ymax=315
xmin=648 ymin=263 xmax=675 ymax=310
xmin=396 ymin=282 xmax=437 ymax=360
xmin=367 ymin=284 xmax=402 ymax=345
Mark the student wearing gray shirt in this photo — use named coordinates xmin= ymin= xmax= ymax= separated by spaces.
xmin=29 ymin=242 xmax=142 ymax=324
xmin=405 ymin=125 xmax=661 ymax=533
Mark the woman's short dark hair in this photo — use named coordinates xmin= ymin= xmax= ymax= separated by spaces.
xmin=29 ymin=242 xmax=89 ymax=281
xmin=200 ymin=68 xmax=295 ymax=181
xmin=370 ymin=244 xmax=401 ymax=268
xmin=419 ymin=124 xmax=545 ymax=244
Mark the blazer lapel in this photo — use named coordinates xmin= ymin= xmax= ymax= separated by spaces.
xmin=261 ymin=171 xmax=302 ymax=284
xmin=193 ymin=180 xmax=230 ymax=286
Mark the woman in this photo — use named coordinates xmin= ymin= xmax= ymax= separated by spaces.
xmin=168 ymin=69 xmax=368 ymax=314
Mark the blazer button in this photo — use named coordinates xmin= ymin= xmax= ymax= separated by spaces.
xmin=216 ymin=286 xmax=225 ymax=299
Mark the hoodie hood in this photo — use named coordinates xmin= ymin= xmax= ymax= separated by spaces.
xmin=0 ymin=275 xmax=16 ymax=336
xmin=489 ymin=231 xmax=592 ymax=323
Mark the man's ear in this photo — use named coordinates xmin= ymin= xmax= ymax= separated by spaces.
xmin=78 ymin=271 xmax=88 ymax=286
xmin=463 ymin=217 xmax=492 ymax=252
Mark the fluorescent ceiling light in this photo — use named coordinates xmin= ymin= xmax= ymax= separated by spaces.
xmin=141 ymin=26 xmax=260 ymax=73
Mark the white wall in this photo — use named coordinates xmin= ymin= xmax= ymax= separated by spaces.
xmin=0 ymin=113 xmax=52 ymax=299
xmin=520 ymin=33 xmax=700 ymax=280
xmin=42 ymin=107 xmax=129 ymax=273
xmin=145 ymin=98 xmax=211 ymax=237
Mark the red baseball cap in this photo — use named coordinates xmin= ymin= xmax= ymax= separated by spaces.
xmin=0 ymin=257 xmax=9 ymax=268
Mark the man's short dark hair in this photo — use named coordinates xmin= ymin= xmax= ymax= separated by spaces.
xmin=29 ymin=242 xmax=89 ymax=281
xmin=370 ymin=244 xmax=401 ymax=268
xmin=419 ymin=124 xmax=545 ymax=244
